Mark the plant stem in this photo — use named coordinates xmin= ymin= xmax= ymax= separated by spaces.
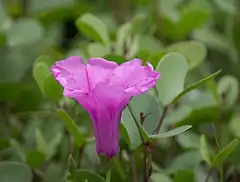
xmin=127 ymin=104 xmax=144 ymax=142
xmin=106 ymin=167 xmax=112 ymax=182
xmin=205 ymin=168 xmax=213 ymax=182
xmin=143 ymin=146 xmax=148 ymax=182
xmin=77 ymin=146 xmax=84 ymax=168
xmin=154 ymin=106 xmax=168 ymax=134
xmin=129 ymin=151 xmax=138 ymax=182
xmin=212 ymin=123 xmax=224 ymax=182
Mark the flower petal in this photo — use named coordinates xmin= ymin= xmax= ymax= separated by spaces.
xmin=86 ymin=58 xmax=118 ymax=88
xmin=112 ymin=59 xmax=160 ymax=95
xmin=50 ymin=56 xmax=89 ymax=98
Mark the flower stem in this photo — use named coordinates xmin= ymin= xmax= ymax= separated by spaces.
xmin=106 ymin=168 xmax=112 ymax=182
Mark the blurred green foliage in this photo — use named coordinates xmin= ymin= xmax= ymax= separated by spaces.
xmin=0 ymin=0 xmax=240 ymax=182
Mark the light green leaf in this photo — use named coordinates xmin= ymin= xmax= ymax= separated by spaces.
xmin=166 ymin=41 xmax=207 ymax=69
xmin=170 ymin=70 xmax=221 ymax=104
xmin=213 ymin=0 xmax=237 ymax=15
xmin=156 ymin=52 xmax=189 ymax=106
xmin=200 ymin=135 xmax=211 ymax=166
xmin=121 ymin=94 xmax=160 ymax=149
xmin=217 ymin=75 xmax=239 ymax=107
xmin=6 ymin=19 xmax=44 ymax=46
xmin=151 ymin=173 xmax=172 ymax=182
xmin=0 ymin=161 xmax=33 ymax=182
xmin=76 ymin=13 xmax=109 ymax=45
xmin=35 ymin=128 xmax=49 ymax=158
xmin=230 ymin=114 xmax=240 ymax=137
xmin=74 ymin=169 xmax=105 ymax=182
xmin=44 ymin=74 xmax=63 ymax=102
xmin=212 ymin=139 xmax=239 ymax=167
xmin=176 ymin=131 xmax=200 ymax=149
xmin=33 ymin=61 xmax=49 ymax=96
xmin=88 ymin=42 xmax=108 ymax=57
xmin=116 ymin=22 xmax=132 ymax=55
xmin=10 ymin=139 xmax=26 ymax=162
xmin=56 ymin=109 xmax=85 ymax=147
xmin=26 ymin=150 xmax=45 ymax=168
xmin=150 ymin=125 xmax=192 ymax=140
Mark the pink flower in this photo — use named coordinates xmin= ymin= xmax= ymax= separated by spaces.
xmin=51 ymin=56 xmax=160 ymax=157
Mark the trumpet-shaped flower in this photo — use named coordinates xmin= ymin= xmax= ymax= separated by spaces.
xmin=51 ymin=56 xmax=160 ymax=157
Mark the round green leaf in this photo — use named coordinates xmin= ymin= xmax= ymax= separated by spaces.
xmin=74 ymin=169 xmax=105 ymax=182
xmin=166 ymin=41 xmax=207 ymax=69
xmin=217 ymin=75 xmax=239 ymax=107
xmin=156 ymin=52 xmax=189 ymax=106
xmin=76 ymin=13 xmax=109 ymax=45
xmin=176 ymin=131 xmax=200 ymax=149
xmin=6 ymin=19 xmax=44 ymax=46
xmin=0 ymin=161 xmax=33 ymax=182
xmin=26 ymin=150 xmax=45 ymax=168
xmin=151 ymin=173 xmax=172 ymax=182
xmin=174 ymin=170 xmax=194 ymax=182
xmin=230 ymin=113 xmax=240 ymax=137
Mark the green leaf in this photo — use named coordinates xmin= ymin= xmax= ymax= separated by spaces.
xmin=176 ymin=132 xmax=200 ymax=149
xmin=76 ymin=13 xmax=109 ymax=45
xmin=88 ymin=42 xmax=108 ymax=57
xmin=200 ymin=135 xmax=211 ymax=166
xmin=35 ymin=128 xmax=49 ymax=158
xmin=26 ymin=150 xmax=45 ymax=168
xmin=212 ymin=139 xmax=239 ymax=167
xmin=213 ymin=0 xmax=237 ymax=15
xmin=0 ymin=139 xmax=10 ymax=152
xmin=74 ymin=169 xmax=105 ymax=182
xmin=174 ymin=170 xmax=194 ymax=182
xmin=217 ymin=75 xmax=239 ymax=107
xmin=167 ymin=151 xmax=202 ymax=174
xmin=44 ymin=74 xmax=63 ymax=102
xmin=6 ymin=19 xmax=44 ymax=46
xmin=230 ymin=114 xmax=240 ymax=137
xmin=103 ymin=55 xmax=127 ymax=64
xmin=151 ymin=173 xmax=172 ymax=182
xmin=156 ymin=52 xmax=189 ymax=106
xmin=121 ymin=94 xmax=160 ymax=149
xmin=150 ymin=125 xmax=192 ymax=140
xmin=170 ymin=70 xmax=221 ymax=104
xmin=166 ymin=41 xmax=207 ymax=69
xmin=56 ymin=109 xmax=85 ymax=147
xmin=33 ymin=61 xmax=49 ymax=96
xmin=0 ymin=161 xmax=33 ymax=182
xmin=116 ymin=22 xmax=132 ymax=55
xmin=10 ymin=139 xmax=26 ymax=162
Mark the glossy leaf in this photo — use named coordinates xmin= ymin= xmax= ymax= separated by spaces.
xmin=212 ymin=139 xmax=239 ymax=167
xmin=166 ymin=41 xmax=207 ymax=69
xmin=76 ymin=13 xmax=109 ymax=45
xmin=171 ymin=70 xmax=221 ymax=104
xmin=156 ymin=52 xmax=189 ymax=106
xmin=0 ymin=161 xmax=33 ymax=182
xmin=150 ymin=125 xmax=192 ymax=140
xmin=217 ymin=75 xmax=239 ymax=107
xmin=74 ymin=169 xmax=105 ymax=182
xmin=200 ymin=135 xmax=211 ymax=166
